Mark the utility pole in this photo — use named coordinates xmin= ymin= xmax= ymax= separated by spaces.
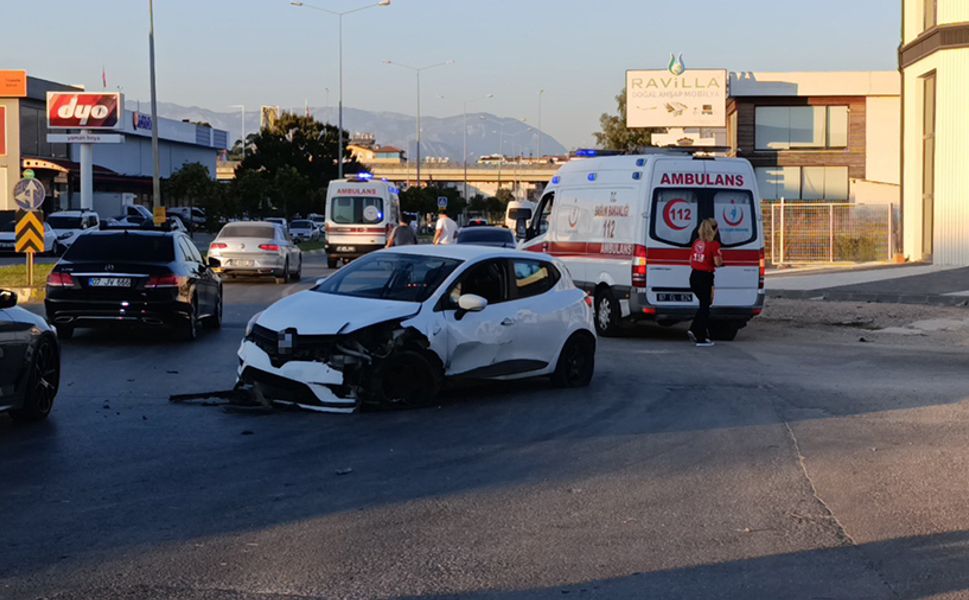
xmin=148 ymin=0 xmax=161 ymax=213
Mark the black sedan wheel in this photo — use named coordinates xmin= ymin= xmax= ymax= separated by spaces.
xmin=10 ymin=337 xmax=59 ymax=422
xmin=180 ymin=300 xmax=199 ymax=341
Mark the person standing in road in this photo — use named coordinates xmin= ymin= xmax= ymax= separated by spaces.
xmin=433 ymin=208 xmax=458 ymax=245
xmin=688 ymin=218 xmax=723 ymax=347
xmin=386 ymin=214 xmax=418 ymax=247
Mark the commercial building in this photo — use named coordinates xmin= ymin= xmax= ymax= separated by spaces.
xmin=900 ymin=0 xmax=969 ymax=264
xmin=0 ymin=73 xmax=228 ymax=213
xmin=347 ymin=132 xmax=405 ymax=165
xmin=726 ymin=71 xmax=900 ymax=206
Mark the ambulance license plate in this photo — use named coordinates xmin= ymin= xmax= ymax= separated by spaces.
xmin=658 ymin=293 xmax=693 ymax=302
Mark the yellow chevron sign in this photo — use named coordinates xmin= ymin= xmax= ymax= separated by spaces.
xmin=15 ymin=210 xmax=45 ymax=254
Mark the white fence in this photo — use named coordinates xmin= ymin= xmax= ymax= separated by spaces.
xmin=763 ymin=202 xmax=897 ymax=265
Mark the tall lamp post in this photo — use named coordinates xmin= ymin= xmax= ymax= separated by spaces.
xmin=229 ymin=104 xmax=245 ymax=160
xmin=383 ymin=59 xmax=453 ymax=189
xmin=290 ymin=0 xmax=391 ymax=179
xmin=460 ymin=94 xmax=494 ymax=201
xmin=537 ymin=88 xmax=545 ymax=161
xmin=147 ymin=0 xmax=161 ymax=213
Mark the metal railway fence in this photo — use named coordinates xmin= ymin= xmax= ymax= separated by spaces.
xmin=763 ymin=202 xmax=898 ymax=265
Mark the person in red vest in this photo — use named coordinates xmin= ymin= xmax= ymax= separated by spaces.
xmin=688 ymin=218 xmax=723 ymax=347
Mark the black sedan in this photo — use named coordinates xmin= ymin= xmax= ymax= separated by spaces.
xmin=44 ymin=228 xmax=223 ymax=341
xmin=0 ymin=289 xmax=60 ymax=422
xmin=454 ymin=226 xmax=517 ymax=248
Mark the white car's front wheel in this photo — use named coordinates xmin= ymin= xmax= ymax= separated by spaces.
xmin=365 ymin=349 xmax=442 ymax=407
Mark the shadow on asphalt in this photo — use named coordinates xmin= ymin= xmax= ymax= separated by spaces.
xmin=396 ymin=531 xmax=969 ymax=599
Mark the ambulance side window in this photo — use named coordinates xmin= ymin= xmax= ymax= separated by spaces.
xmin=534 ymin=193 xmax=554 ymax=236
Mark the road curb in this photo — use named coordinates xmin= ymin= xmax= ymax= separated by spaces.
xmin=768 ymin=289 xmax=969 ymax=308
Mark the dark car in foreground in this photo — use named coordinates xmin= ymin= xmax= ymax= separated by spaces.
xmin=44 ymin=228 xmax=223 ymax=340
xmin=455 ymin=226 xmax=516 ymax=248
xmin=0 ymin=289 xmax=60 ymax=422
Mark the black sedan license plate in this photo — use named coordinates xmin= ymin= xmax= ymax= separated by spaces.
xmin=658 ymin=293 xmax=693 ymax=302
xmin=89 ymin=277 xmax=131 ymax=287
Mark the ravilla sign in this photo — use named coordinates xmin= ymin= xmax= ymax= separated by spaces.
xmin=47 ymin=92 xmax=124 ymax=130
xmin=625 ymin=54 xmax=727 ymax=128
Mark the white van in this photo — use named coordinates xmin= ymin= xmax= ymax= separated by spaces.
xmin=520 ymin=152 xmax=764 ymax=340
xmin=505 ymin=199 xmax=537 ymax=230
xmin=324 ymin=176 xmax=400 ymax=269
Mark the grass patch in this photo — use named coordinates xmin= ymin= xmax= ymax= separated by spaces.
xmin=298 ymin=240 xmax=327 ymax=252
xmin=0 ymin=263 xmax=54 ymax=289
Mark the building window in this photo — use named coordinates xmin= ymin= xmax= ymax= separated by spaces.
xmin=755 ymin=166 xmax=849 ymax=201
xmin=754 ymin=106 xmax=849 ymax=150
xmin=18 ymin=104 xmax=69 ymax=159
xmin=924 ymin=0 xmax=937 ymax=32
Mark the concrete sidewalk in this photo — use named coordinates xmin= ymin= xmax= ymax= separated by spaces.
xmin=767 ymin=263 xmax=969 ymax=306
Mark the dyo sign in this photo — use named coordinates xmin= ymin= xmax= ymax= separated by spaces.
xmin=47 ymin=92 xmax=123 ymax=130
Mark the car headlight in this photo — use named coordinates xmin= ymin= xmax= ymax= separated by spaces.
xmin=245 ymin=311 xmax=263 ymax=338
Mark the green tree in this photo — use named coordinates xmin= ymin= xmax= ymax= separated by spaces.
xmin=594 ymin=88 xmax=663 ymax=152
xmin=495 ymin=188 xmax=515 ymax=206
xmin=400 ymin=185 xmax=465 ymax=217
xmin=231 ymin=169 xmax=271 ymax=217
xmin=164 ymin=162 xmax=216 ymax=208
xmin=234 ymin=111 xmax=361 ymax=218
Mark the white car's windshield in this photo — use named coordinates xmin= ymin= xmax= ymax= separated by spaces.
xmin=315 ymin=252 xmax=462 ymax=302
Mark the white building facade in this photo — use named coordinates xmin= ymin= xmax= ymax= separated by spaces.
xmin=901 ymin=0 xmax=969 ymax=264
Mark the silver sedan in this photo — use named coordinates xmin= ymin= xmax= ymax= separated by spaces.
xmin=208 ymin=222 xmax=302 ymax=283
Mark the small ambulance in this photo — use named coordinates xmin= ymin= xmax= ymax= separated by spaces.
xmin=324 ymin=175 xmax=400 ymax=269
xmin=520 ymin=152 xmax=765 ymax=340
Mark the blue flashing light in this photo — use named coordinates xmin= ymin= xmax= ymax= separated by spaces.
xmin=632 ymin=172 xmax=642 ymax=180
xmin=635 ymin=158 xmax=646 ymax=167
xmin=587 ymin=172 xmax=597 ymax=182
xmin=576 ymin=149 xmax=598 ymax=157
xmin=551 ymin=176 xmax=561 ymax=185
xmin=353 ymin=172 xmax=374 ymax=181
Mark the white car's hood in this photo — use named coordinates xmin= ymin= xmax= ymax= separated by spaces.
xmin=256 ymin=290 xmax=422 ymax=335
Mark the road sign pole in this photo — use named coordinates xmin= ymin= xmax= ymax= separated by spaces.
xmin=25 ymin=252 xmax=32 ymax=287
xmin=79 ymin=130 xmax=93 ymax=210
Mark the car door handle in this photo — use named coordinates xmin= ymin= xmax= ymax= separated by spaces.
xmin=500 ymin=318 xmax=515 ymax=326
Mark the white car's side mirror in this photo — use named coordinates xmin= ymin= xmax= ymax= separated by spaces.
xmin=458 ymin=294 xmax=488 ymax=313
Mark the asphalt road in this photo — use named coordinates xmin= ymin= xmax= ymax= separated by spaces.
xmin=2 ymin=256 xmax=969 ymax=599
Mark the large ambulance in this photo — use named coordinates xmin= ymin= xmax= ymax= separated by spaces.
xmin=324 ymin=175 xmax=400 ymax=269
xmin=520 ymin=152 xmax=764 ymax=339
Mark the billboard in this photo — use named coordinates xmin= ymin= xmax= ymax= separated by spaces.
xmin=626 ymin=56 xmax=726 ymax=128
xmin=47 ymin=92 xmax=124 ymax=130
xmin=0 ymin=70 xmax=27 ymax=97
xmin=0 ymin=106 xmax=6 ymax=157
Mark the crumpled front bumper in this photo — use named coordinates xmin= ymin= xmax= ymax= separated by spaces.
xmin=237 ymin=340 xmax=357 ymax=413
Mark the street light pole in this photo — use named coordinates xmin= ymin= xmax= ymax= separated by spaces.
xmin=148 ymin=0 xmax=161 ymax=213
xmin=229 ymin=105 xmax=245 ymax=160
xmin=459 ymin=93 xmax=494 ymax=201
xmin=537 ymin=88 xmax=545 ymax=160
xmin=383 ymin=59 xmax=453 ymax=190
xmin=290 ymin=0 xmax=391 ymax=179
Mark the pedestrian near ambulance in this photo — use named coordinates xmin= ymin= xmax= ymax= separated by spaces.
xmin=386 ymin=214 xmax=418 ymax=247
xmin=433 ymin=208 xmax=458 ymax=245
xmin=688 ymin=218 xmax=723 ymax=347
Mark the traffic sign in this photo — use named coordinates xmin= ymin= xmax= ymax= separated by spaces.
xmin=437 ymin=196 xmax=448 ymax=209
xmin=15 ymin=211 xmax=45 ymax=254
xmin=13 ymin=178 xmax=46 ymax=210
xmin=153 ymin=206 xmax=167 ymax=226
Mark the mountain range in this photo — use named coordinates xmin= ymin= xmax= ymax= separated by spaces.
xmin=128 ymin=101 xmax=567 ymax=161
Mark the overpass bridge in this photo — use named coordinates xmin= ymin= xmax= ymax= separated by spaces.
xmin=370 ymin=163 xmax=559 ymax=198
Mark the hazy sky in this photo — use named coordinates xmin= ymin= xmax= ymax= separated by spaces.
xmin=4 ymin=0 xmax=900 ymax=148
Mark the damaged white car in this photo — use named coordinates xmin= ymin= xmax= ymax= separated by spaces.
xmin=237 ymin=245 xmax=596 ymax=413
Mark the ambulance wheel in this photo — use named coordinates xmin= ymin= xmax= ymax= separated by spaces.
xmin=594 ymin=289 xmax=622 ymax=337
xmin=709 ymin=321 xmax=740 ymax=341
